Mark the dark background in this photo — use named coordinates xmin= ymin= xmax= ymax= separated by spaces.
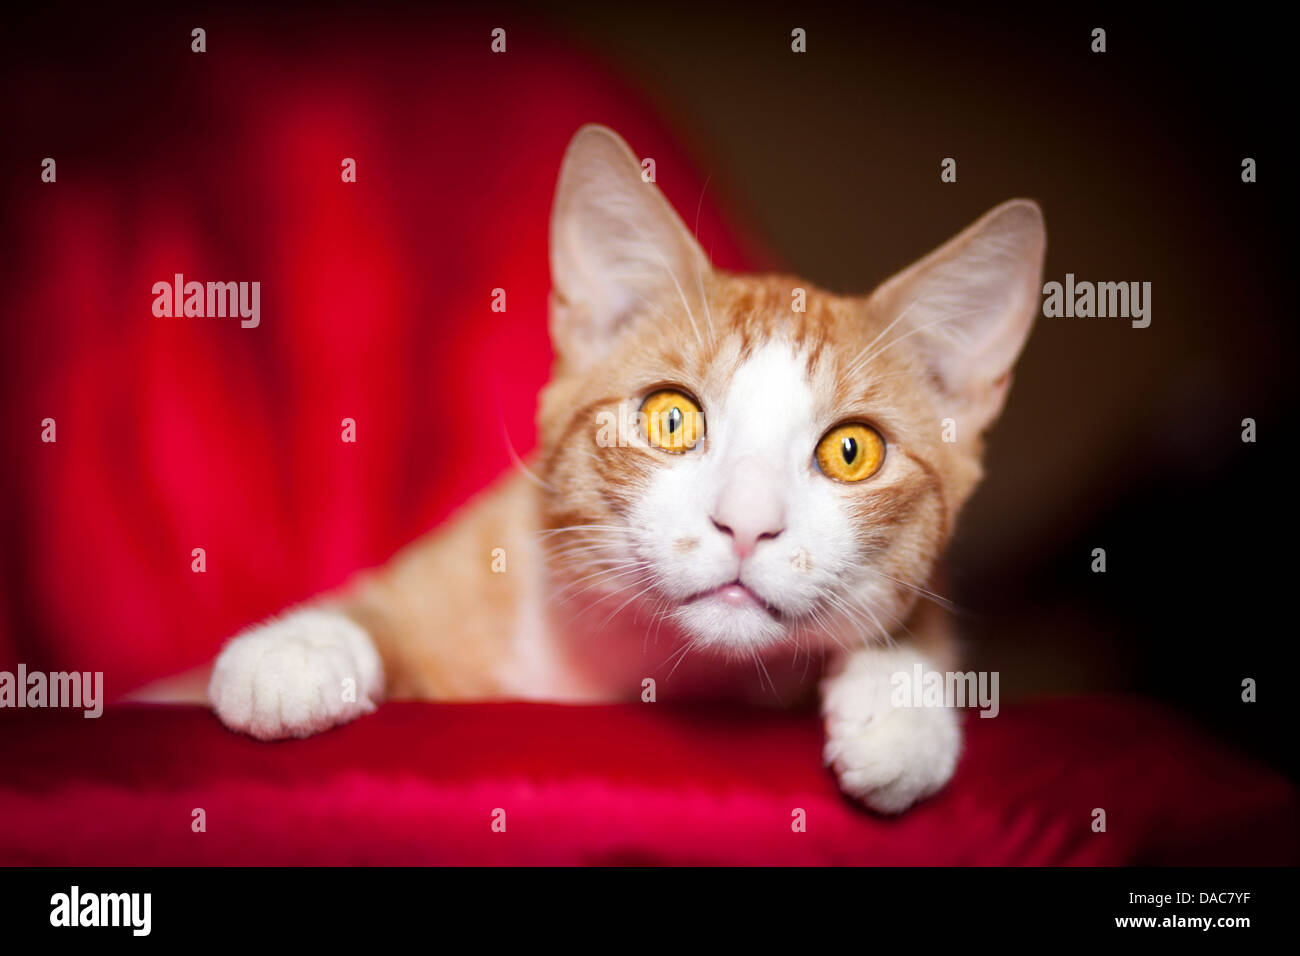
xmin=3 ymin=2 xmax=1295 ymax=776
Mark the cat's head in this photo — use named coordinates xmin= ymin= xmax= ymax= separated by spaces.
xmin=537 ymin=125 xmax=1044 ymax=655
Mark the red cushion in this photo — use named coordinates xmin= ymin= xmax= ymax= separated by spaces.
xmin=0 ymin=697 xmax=1294 ymax=865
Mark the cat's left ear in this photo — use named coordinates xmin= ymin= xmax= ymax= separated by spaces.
xmin=867 ymin=199 xmax=1046 ymax=437
xmin=549 ymin=124 xmax=712 ymax=369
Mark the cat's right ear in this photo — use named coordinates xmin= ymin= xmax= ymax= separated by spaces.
xmin=549 ymin=124 xmax=711 ymax=369
xmin=865 ymin=199 xmax=1046 ymax=440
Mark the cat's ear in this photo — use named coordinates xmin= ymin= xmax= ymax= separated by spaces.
xmin=866 ymin=199 xmax=1046 ymax=437
xmin=549 ymin=124 xmax=711 ymax=368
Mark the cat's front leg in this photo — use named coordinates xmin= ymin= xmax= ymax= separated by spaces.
xmin=208 ymin=608 xmax=384 ymax=740
xmin=821 ymin=643 xmax=962 ymax=814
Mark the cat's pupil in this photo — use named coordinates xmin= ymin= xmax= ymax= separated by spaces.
xmin=841 ymin=436 xmax=858 ymax=464
xmin=667 ymin=407 xmax=682 ymax=434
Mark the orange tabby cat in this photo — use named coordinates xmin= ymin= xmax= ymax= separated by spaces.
xmin=205 ymin=124 xmax=1045 ymax=813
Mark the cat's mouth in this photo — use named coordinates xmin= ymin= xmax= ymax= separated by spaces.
xmin=683 ymin=580 xmax=783 ymax=619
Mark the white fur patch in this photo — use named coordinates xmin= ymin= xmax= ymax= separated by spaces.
xmin=821 ymin=645 xmax=962 ymax=813
xmin=208 ymin=608 xmax=383 ymax=740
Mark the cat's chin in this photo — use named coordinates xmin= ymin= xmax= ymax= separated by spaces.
xmin=672 ymin=587 xmax=788 ymax=652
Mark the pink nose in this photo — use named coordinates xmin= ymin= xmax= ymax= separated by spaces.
xmin=711 ymin=465 xmax=785 ymax=559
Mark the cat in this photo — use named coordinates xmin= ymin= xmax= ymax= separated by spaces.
xmin=206 ymin=124 xmax=1046 ymax=814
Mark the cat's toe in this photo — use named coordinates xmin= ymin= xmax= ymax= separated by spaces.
xmin=208 ymin=608 xmax=383 ymax=740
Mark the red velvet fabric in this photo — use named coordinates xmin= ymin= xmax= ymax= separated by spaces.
xmin=0 ymin=698 xmax=1295 ymax=865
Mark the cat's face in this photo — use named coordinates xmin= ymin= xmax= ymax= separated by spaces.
xmin=538 ymin=125 xmax=1044 ymax=656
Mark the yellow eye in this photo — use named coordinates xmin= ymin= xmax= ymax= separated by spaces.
xmin=815 ymin=423 xmax=885 ymax=482
xmin=641 ymin=389 xmax=705 ymax=453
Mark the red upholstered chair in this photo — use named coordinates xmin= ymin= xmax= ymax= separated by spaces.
xmin=1 ymin=19 xmax=1295 ymax=865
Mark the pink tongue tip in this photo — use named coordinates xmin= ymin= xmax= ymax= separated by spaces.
xmin=718 ymin=583 xmax=756 ymax=607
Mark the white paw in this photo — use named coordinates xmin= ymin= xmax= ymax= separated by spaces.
xmin=821 ymin=648 xmax=962 ymax=814
xmin=208 ymin=608 xmax=384 ymax=741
